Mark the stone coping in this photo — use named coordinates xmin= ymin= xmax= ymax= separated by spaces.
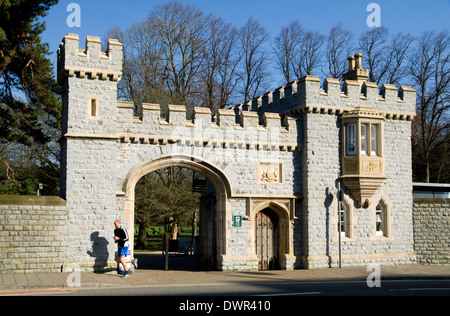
xmin=0 ymin=195 xmax=66 ymax=206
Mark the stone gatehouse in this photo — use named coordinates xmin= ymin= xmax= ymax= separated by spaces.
xmin=51 ymin=33 xmax=420 ymax=271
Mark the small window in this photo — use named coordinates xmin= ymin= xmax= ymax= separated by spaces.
xmin=370 ymin=124 xmax=378 ymax=156
xmin=90 ymin=99 xmax=97 ymax=117
xmin=346 ymin=124 xmax=356 ymax=156
xmin=360 ymin=124 xmax=368 ymax=155
xmin=375 ymin=202 xmax=385 ymax=236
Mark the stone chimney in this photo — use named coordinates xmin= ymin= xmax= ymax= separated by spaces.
xmin=343 ymin=53 xmax=369 ymax=84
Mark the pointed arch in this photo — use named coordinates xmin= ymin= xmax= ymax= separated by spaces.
xmin=369 ymin=193 xmax=394 ymax=240
xmin=248 ymin=199 xmax=295 ymax=270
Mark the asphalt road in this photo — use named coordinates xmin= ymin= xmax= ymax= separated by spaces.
xmin=35 ymin=278 xmax=450 ymax=296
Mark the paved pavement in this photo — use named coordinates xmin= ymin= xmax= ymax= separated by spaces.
xmin=1 ymin=263 xmax=449 ymax=294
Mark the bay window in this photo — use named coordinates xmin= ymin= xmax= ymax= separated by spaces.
xmin=340 ymin=110 xmax=386 ymax=208
xmin=344 ymin=122 xmax=380 ymax=157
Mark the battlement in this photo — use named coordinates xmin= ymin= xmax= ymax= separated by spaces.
xmin=112 ymin=102 xmax=301 ymax=152
xmin=118 ymin=101 xmax=295 ymax=126
xmin=242 ymin=55 xmax=417 ymax=121
xmin=57 ymin=34 xmax=123 ymax=84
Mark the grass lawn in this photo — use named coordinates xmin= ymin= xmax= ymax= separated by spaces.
xmin=134 ymin=225 xmax=197 ymax=251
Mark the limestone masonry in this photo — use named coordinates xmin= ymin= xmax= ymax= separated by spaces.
xmin=3 ymin=33 xmax=447 ymax=273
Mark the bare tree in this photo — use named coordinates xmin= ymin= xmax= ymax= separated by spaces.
xmin=359 ymin=27 xmax=415 ymax=86
xmin=359 ymin=26 xmax=388 ymax=84
xmin=385 ymin=33 xmax=414 ymax=85
xmin=325 ymin=23 xmax=354 ymax=79
xmin=410 ymin=30 xmax=450 ymax=182
xmin=292 ymin=28 xmax=325 ymax=78
xmin=239 ymin=17 xmax=269 ymax=103
xmin=106 ymin=23 xmax=167 ymax=109
xmin=201 ymin=17 xmax=241 ymax=112
xmin=152 ymin=1 xmax=211 ymax=106
xmin=273 ymin=21 xmax=303 ymax=83
xmin=106 ymin=1 xmax=211 ymax=116
xmin=127 ymin=20 xmax=167 ymax=105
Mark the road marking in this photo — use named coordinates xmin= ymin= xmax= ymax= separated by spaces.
xmin=389 ymin=288 xmax=450 ymax=292
xmin=257 ymin=292 xmax=321 ymax=296
xmin=0 ymin=289 xmax=76 ymax=296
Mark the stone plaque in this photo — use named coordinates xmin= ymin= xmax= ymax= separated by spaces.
xmin=258 ymin=162 xmax=282 ymax=183
xmin=120 ymin=147 xmax=130 ymax=161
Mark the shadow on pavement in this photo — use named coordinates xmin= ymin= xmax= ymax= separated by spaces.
xmin=134 ymin=252 xmax=201 ymax=271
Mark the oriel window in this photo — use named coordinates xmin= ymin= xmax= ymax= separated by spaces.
xmin=345 ymin=122 xmax=380 ymax=157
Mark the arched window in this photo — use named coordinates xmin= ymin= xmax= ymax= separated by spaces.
xmin=339 ymin=201 xmax=348 ymax=237
xmin=375 ymin=201 xmax=386 ymax=236
xmin=332 ymin=198 xmax=356 ymax=242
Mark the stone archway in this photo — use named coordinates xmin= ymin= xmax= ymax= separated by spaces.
xmin=120 ymin=154 xmax=232 ymax=269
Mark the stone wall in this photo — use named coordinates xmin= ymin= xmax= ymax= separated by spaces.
xmin=0 ymin=195 xmax=67 ymax=273
xmin=1 ymin=194 xmax=448 ymax=273
xmin=62 ymin=138 xmax=122 ymax=271
xmin=413 ymin=198 xmax=450 ymax=264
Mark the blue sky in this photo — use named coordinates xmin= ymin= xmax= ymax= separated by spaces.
xmin=41 ymin=0 xmax=450 ymax=70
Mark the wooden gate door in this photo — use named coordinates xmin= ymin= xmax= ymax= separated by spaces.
xmin=256 ymin=209 xmax=279 ymax=270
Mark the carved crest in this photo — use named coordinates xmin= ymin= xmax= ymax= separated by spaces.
xmin=258 ymin=163 xmax=281 ymax=183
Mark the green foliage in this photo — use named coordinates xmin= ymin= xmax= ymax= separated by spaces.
xmin=0 ymin=0 xmax=61 ymax=194
xmin=135 ymin=167 xmax=200 ymax=227
xmin=134 ymin=225 xmax=198 ymax=251
xmin=134 ymin=167 xmax=201 ymax=249
xmin=0 ymin=177 xmax=37 ymax=195
xmin=0 ymin=0 xmax=61 ymax=145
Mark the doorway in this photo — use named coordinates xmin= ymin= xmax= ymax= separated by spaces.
xmin=255 ymin=208 xmax=279 ymax=270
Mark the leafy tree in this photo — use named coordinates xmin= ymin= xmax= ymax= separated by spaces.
xmin=134 ymin=167 xmax=201 ymax=248
xmin=0 ymin=0 xmax=61 ymax=194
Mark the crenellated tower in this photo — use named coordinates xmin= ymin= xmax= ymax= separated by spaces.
xmin=57 ymin=33 xmax=123 ymax=136
xmin=57 ymin=34 xmax=123 ymax=200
